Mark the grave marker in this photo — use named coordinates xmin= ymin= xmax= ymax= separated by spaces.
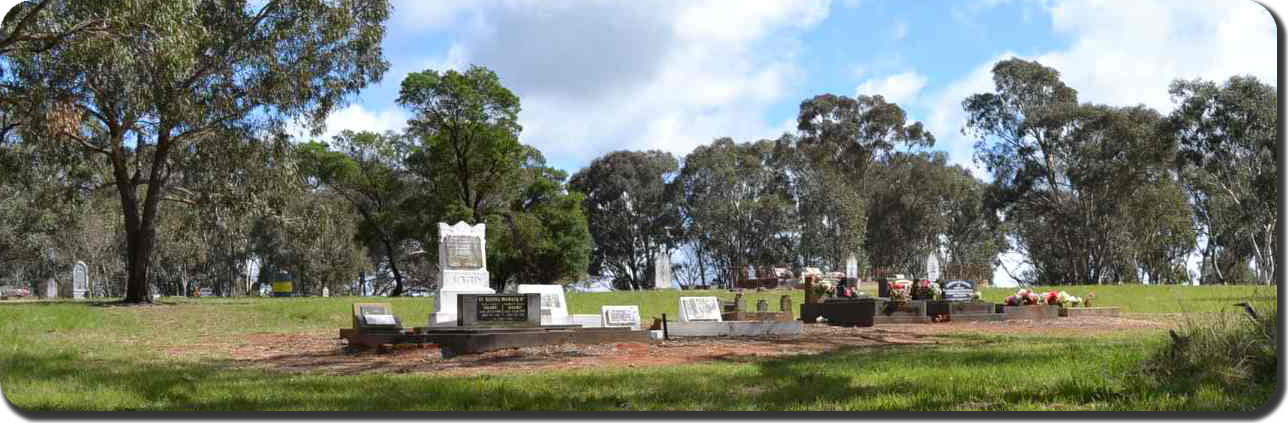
xmin=72 ymin=261 xmax=88 ymax=299
xmin=457 ymin=293 xmax=541 ymax=328
xmin=941 ymin=280 xmax=976 ymax=302
xmin=517 ymin=284 xmax=569 ymax=325
xmin=679 ymin=296 xmax=722 ymax=322
xmin=430 ymin=222 xmax=496 ymax=326
xmin=653 ymin=253 xmax=674 ymax=290
xmin=601 ymin=305 xmax=641 ymax=330
xmin=845 ymin=255 xmax=858 ymax=280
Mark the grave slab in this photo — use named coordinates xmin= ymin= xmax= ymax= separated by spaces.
xmin=679 ymin=297 xmax=722 ymax=322
xmin=601 ymin=305 xmax=641 ymax=330
xmin=517 ymin=284 xmax=569 ymax=325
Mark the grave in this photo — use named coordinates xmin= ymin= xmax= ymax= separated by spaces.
xmin=667 ymin=296 xmax=803 ymax=337
xmin=924 ymin=280 xmax=1004 ymax=322
xmin=456 ymin=293 xmax=542 ymax=328
xmin=653 ymin=253 xmax=676 ymax=290
xmin=429 ymin=222 xmax=496 ymax=327
xmin=874 ymin=300 xmax=932 ymax=324
xmin=72 ymin=261 xmax=88 ymax=299
xmin=1059 ymin=307 xmax=1122 ymax=318
xmin=516 ymin=284 xmax=569 ymax=325
xmin=43 ymin=278 xmax=57 ymax=299
xmin=723 ymin=294 xmax=794 ymax=322
xmin=818 ymin=297 xmax=880 ymax=327
xmin=601 ymin=305 xmax=642 ymax=330
xmin=417 ymin=293 xmax=646 ymax=356
xmin=322 ymin=287 xmax=330 ymax=297
xmin=1002 ymin=304 xmax=1061 ymax=320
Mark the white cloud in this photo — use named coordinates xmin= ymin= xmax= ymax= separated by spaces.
xmin=389 ymin=0 xmax=832 ymax=163
xmin=289 ymin=105 xmax=408 ymax=142
xmin=856 ymin=71 xmax=928 ymax=106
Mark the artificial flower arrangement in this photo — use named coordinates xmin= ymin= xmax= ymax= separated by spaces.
xmin=913 ymin=279 xmax=943 ymax=301
xmin=1003 ymin=288 xmax=1092 ymax=307
xmin=810 ymin=280 xmax=836 ymax=299
xmin=888 ymin=280 xmax=912 ymax=302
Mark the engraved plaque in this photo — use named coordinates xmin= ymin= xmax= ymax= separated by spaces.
xmin=444 ymin=235 xmax=483 ymax=269
xmin=476 ymin=295 xmax=530 ymax=321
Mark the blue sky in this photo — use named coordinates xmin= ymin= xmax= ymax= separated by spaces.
xmin=311 ymin=0 xmax=1275 ymax=180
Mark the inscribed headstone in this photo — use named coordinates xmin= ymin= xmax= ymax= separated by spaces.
xmin=941 ymin=280 xmax=976 ymax=302
xmin=457 ymin=293 xmax=540 ymax=328
xmin=601 ymin=305 xmax=641 ymax=330
xmin=72 ymin=261 xmax=88 ymax=299
xmin=679 ymin=296 xmax=722 ymax=322
xmin=43 ymin=278 xmax=57 ymax=298
xmin=653 ymin=253 xmax=674 ymax=289
xmin=926 ymin=253 xmax=941 ymax=281
xmin=430 ymin=222 xmax=495 ymax=326
xmin=845 ymin=255 xmax=858 ymax=280
xmin=322 ymin=287 xmax=330 ymax=297
xmin=517 ymin=284 xmax=569 ymax=325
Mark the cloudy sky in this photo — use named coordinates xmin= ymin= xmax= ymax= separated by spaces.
xmin=316 ymin=0 xmax=1276 ymax=177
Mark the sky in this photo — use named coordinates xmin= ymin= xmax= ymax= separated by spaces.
xmin=304 ymin=0 xmax=1277 ymax=287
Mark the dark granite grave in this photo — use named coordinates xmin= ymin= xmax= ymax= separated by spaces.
xmin=457 ymin=293 xmax=541 ymax=328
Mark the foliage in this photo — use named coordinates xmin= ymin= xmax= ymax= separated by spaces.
xmin=569 ymin=150 xmax=683 ymax=290
xmin=1141 ymin=298 xmax=1276 ymax=406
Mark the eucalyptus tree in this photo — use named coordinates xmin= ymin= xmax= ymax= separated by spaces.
xmin=569 ymin=150 xmax=683 ymax=290
xmin=397 ymin=66 xmax=591 ymax=291
xmin=298 ymin=130 xmax=413 ymax=296
xmin=1169 ymin=76 xmax=1277 ymax=285
xmin=676 ymin=137 xmax=796 ymax=287
xmin=2 ymin=0 xmax=391 ymax=302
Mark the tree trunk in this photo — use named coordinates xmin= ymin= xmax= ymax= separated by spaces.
xmin=384 ymin=238 xmax=405 ymax=297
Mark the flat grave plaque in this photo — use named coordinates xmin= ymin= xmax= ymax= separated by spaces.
xmin=679 ymin=297 xmax=723 ymax=322
xmin=601 ymin=305 xmax=641 ymax=329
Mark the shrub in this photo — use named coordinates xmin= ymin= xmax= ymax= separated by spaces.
xmin=1141 ymin=298 xmax=1276 ymax=409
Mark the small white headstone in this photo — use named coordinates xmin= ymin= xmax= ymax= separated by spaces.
xmin=601 ymin=305 xmax=641 ymax=330
xmin=517 ymin=284 xmax=568 ymax=325
xmin=322 ymin=287 xmax=330 ymax=297
xmin=926 ymin=253 xmax=941 ymax=281
xmin=679 ymin=296 xmax=722 ymax=322
xmin=44 ymin=278 xmax=57 ymax=298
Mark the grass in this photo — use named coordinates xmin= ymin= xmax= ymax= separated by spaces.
xmin=0 ymin=284 xmax=1278 ymax=411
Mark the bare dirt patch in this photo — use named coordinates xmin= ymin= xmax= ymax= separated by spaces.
xmin=177 ymin=314 xmax=1170 ymax=377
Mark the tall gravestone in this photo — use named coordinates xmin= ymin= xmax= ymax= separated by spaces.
xmin=653 ymin=253 xmax=674 ymax=290
xmin=926 ymin=253 xmax=941 ymax=281
xmin=72 ymin=261 xmax=88 ymax=299
xmin=845 ymin=254 xmax=858 ymax=280
xmin=43 ymin=278 xmax=57 ymax=299
xmin=430 ymin=222 xmax=495 ymax=326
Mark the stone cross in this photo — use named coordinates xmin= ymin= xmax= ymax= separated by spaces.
xmin=430 ymin=222 xmax=495 ymax=326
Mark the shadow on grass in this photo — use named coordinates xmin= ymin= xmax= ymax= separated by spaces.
xmin=2 ymin=334 xmax=1228 ymax=412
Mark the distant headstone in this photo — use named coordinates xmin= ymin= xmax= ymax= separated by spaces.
xmin=601 ymin=305 xmax=641 ymax=330
xmin=72 ymin=261 xmax=88 ymax=299
xmin=322 ymin=287 xmax=330 ymax=297
xmin=517 ymin=284 xmax=568 ymax=325
xmin=941 ymin=280 xmax=976 ymax=302
xmin=679 ymin=296 xmax=722 ymax=322
xmin=430 ymin=222 xmax=495 ymax=326
xmin=457 ymin=293 xmax=541 ymax=328
xmin=845 ymin=255 xmax=858 ymax=280
xmin=756 ymin=299 xmax=769 ymax=312
xmin=653 ymin=253 xmax=674 ymax=289
xmin=926 ymin=254 xmax=941 ymax=281
xmin=43 ymin=278 xmax=57 ymax=298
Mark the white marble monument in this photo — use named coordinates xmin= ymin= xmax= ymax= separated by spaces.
xmin=72 ymin=261 xmax=88 ymax=299
xmin=845 ymin=254 xmax=858 ymax=280
xmin=653 ymin=253 xmax=674 ymax=290
xmin=926 ymin=253 xmax=941 ymax=281
xmin=517 ymin=284 xmax=568 ymax=325
xmin=429 ymin=222 xmax=495 ymax=326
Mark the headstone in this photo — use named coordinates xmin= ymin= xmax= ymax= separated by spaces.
xmin=601 ymin=305 xmax=641 ymax=330
xmin=322 ymin=287 xmax=330 ymax=297
xmin=756 ymin=299 xmax=769 ymax=312
xmin=43 ymin=278 xmax=57 ymax=298
xmin=430 ymin=222 xmax=495 ymax=326
xmin=926 ymin=253 xmax=941 ymax=281
xmin=653 ymin=253 xmax=674 ymax=290
xmin=845 ymin=255 xmax=858 ymax=280
xmin=679 ymin=296 xmax=722 ymax=322
xmin=352 ymin=303 xmax=402 ymax=332
xmin=516 ymin=284 xmax=569 ymax=325
xmin=72 ymin=261 xmax=88 ymax=299
xmin=779 ymin=295 xmax=792 ymax=312
xmin=941 ymin=280 xmax=976 ymax=302
xmin=746 ymin=265 xmax=755 ymax=280
xmin=457 ymin=293 xmax=540 ymax=328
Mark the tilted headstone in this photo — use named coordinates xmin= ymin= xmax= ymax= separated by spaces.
xmin=653 ymin=253 xmax=674 ymax=289
xmin=845 ymin=255 xmax=858 ymax=280
xmin=601 ymin=305 xmax=641 ymax=330
xmin=679 ymin=296 xmax=722 ymax=322
xmin=430 ymin=222 xmax=495 ymax=326
xmin=457 ymin=293 xmax=540 ymax=328
xmin=352 ymin=303 xmax=402 ymax=332
xmin=941 ymin=280 xmax=976 ymax=302
xmin=72 ymin=261 xmax=88 ymax=299
xmin=517 ymin=284 xmax=568 ymax=325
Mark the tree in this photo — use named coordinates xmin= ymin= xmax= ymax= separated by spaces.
xmin=1169 ymin=76 xmax=1277 ymax=285
xmin=398 ymin=66 xmax=591 ymax=291
xmin=3 ymin=0 xmax=391 ymax=302
xmin=676 ymin=137 xmax=796 ymax=287
xmin=569 ymin=150 xmax=682 ymax=290
xmin=298 ymin=130 xmax=413 ymax=296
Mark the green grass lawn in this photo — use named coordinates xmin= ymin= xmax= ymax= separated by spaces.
xmin=0 ymin=284 xmax=1276 ymax=411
